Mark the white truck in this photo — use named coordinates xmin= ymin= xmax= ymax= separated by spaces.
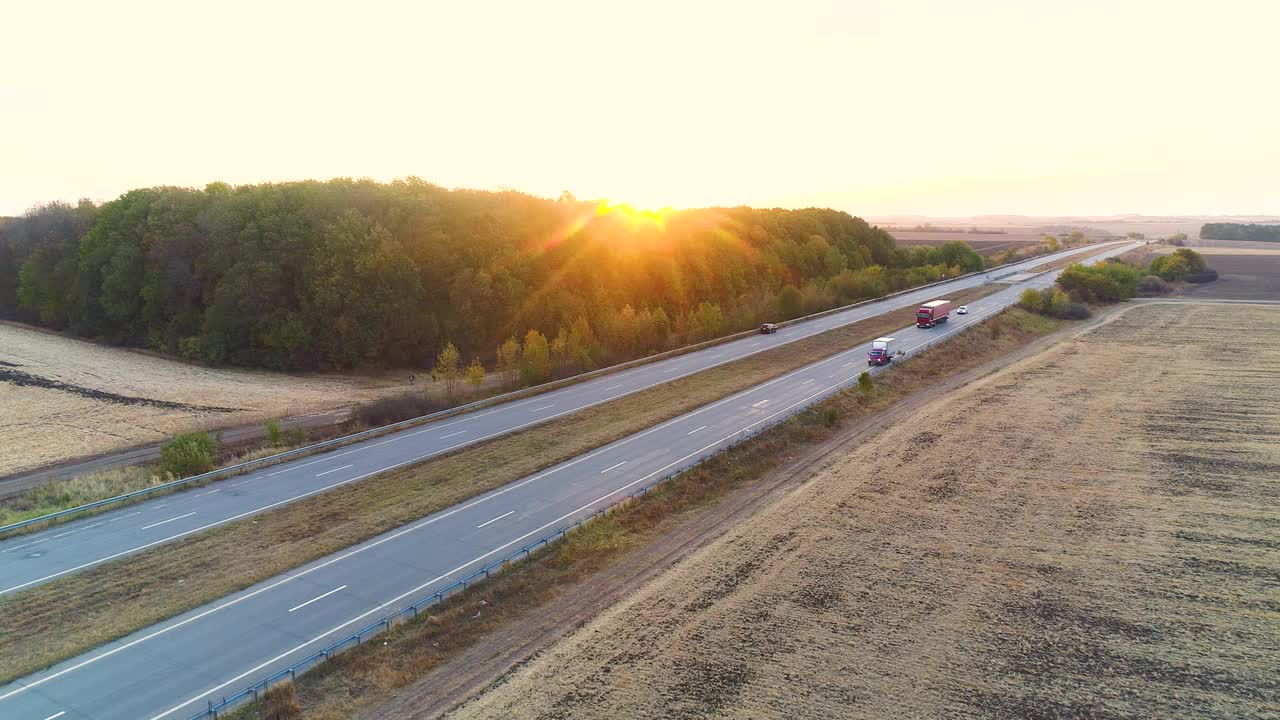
xmin=867 ymin=337 xmax=896 ymax=366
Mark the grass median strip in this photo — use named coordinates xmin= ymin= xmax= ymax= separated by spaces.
xmin=220 ymin=307 xmax=1069 ymax=720
xmin=0 ymin=285 xmax=1001 ymax=683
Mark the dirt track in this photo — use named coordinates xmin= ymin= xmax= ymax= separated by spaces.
xmin=450 ymin=302 xmax=1280 ymax=720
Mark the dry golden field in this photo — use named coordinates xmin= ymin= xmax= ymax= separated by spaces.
xmin=452 ymin=302 xmax=1280 ymax=720
xmin=0 ymin=323 xmax=403 ymax=476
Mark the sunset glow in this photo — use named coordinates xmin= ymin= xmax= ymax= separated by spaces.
xmin=2 ymin=1 xmax=1277 ymax=216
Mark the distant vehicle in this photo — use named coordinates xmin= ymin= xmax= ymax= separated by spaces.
xmin=759 ymin=323 xmax=779 ymax=334
xmin=956 ymin=305 xmax=969 ymax=315
xmin=867 ymin=337 xmax=896 ymax=366
xmin=916 ymin=299 xmax=952 ymax=328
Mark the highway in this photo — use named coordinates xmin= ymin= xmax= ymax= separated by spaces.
xmin=0 ymin=242 xmax=1124 ymax=597
xmin=0 ymin=242 xmax=1140 ymax=720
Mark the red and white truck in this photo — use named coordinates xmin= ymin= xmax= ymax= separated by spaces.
xmin=867 ymin=337 xmax=896 ymax=366
xmin=916 ymin=299 xmax=952 ymax=328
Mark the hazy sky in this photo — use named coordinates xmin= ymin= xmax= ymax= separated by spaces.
xmin=2 ymin=0 xmax=1276 ymax=217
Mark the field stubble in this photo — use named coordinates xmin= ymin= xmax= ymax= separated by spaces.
xmin=0 ymin=322 xmax=405 ymax=476
xmin=452 ymin=302 xmax=1280 ymax=720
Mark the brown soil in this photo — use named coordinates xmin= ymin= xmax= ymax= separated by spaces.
xmin=890 ymin=232 xmax=1044 ymax=256
xmin=450 ymin=302 xmax=1280 ymax=720
xmin=1175 ymin=250 xmax=1280 ymax=300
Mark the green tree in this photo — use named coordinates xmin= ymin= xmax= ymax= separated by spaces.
xmin=466 ymin=357 xmax=485 ymax=391
xmin=521 ymin=329 xmax=551 ymax=385
xmin=265 ymin=419 xmax=283 ymax=447
xmin=497 ymin=337 xmax=522 ymax=388
xmin=777 ymin=284 xmax=803 ymax=318
xmin=696 ymin=302 xmax=724 ymax=340
xmin=432 ymin=341 xmax=462 ymax=401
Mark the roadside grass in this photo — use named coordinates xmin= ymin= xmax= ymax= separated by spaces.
xmin=0 ymin=441 xmax=315 ymax=528
xmin=0 ymin=285 xmax=1001 ymax=683
xmin=1023 ymin=247 xmax=1106 ymax=274
xmin=218 ymin=307 xmax=1067 ymax=720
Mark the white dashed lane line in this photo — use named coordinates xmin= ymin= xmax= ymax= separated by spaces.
xmin=288 ymin=585 xmax=347 ymax=614
xmin=476 ymin=510 xmax=515 ymax=529
xmin=140 ymin=512 xmax=196 ymax=531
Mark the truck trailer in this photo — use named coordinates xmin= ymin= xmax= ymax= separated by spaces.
xmin=916 ymin=299 xmax=952 ymax=328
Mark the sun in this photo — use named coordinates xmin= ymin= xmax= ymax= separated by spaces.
xmin=594 ymin=199 xmax=675 ymax=229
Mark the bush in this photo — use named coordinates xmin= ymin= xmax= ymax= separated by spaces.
xmin=354 ymin=393 xmax=443 ymax=427
xmin=264 ymin=418 xmax=283 ymax=446
xmin=1138 ymin=275 xmax=1173 ymax=296
xmin=160 ymin=432 xmax=216 ymax=478
xmin=857 ymin=371 xmax=874 ymax=393
xmin=260 ymin=681 xmax=301 ymax=720
xmin=1057 ymin=262 xmax=1141 ymax=303
xmin=1062 ymin=302 xmax=1092 ymax=319
xmin=819 ymin=407 xmax=839 ymax=427
xmin=1183 ymin=269 xmax=1218 ymax=284
xmin=1017 ymin=288 xmax=1044 ymax=313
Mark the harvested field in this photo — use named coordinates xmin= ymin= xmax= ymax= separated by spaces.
xmin=888 ymin=231 xmax=1043 ymax=256
xmin=0 ymin=323 xmax=406 ymax=476
xmin=452 ymin=302 xmax=1280 ymax=720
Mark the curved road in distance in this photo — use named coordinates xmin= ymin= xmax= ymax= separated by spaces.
xmin=0 ymin=243 xmax=1141 ymax=720
xmin=0 ymin=242 xmax=1127 ymax=598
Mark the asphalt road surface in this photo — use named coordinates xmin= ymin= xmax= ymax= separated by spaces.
xmin=0 ymin=242 xmax=1123 ymax=598
xmin=0 ymin=242 xmax=1139 ymax=720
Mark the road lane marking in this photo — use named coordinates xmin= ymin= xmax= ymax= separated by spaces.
xmin=439 ymin=431 xmax=467 ymax=439
xmin=709 ymin=353 xmax=723 ymax=358
xmin=662 ymin=367 xmax=678 ymax=373
xmin=688 ymin=425 xmax=707 ymax=435
xmin=603 ymin=384 xmax=623 ymax=391
xmin=476 ymin=510 xmax=514 ymax=528
xmin=288 ymin=585 xmax=347 ymax=613
xmin=531 ymin=404 xmax=555 ymax=412
xmin=801 ymin=378 xmax=814 ymax=385
xmin=3 ymin=538 xmax=48 ymax=553
xmin=600 ymin=460 xmax=628 ymax=474
xmin=315 ymin=464 xmax=354 ymax=477
xmin=842 ymin=361 xmax=854 ymax=367
xmin=52 ymin=529 xmax=78 ymax=539
xmin=12 ymin=242 xmax=1135 ymax=713
xmin=752 ymin=400 xmax=769 ymax=408
xmin=41 ymin=712 xmax=66 ymax=720
xmin=140 ymin=512 xmax=196 ymax=531
xmin=201 ymin=489 xmax=221 ymax=496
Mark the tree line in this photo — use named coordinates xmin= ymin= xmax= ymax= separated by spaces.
xmin=1199 ymin=223 xmax=1280 ymax=242
xmin=0 ymin=178 xmax=985 ymax=376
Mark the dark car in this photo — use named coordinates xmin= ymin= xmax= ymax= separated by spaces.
xmin=759 ymin=323 xmax=779 ymax=334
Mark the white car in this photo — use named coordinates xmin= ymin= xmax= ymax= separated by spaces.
xmin=956 ymin=305 xmax=969 ymax=315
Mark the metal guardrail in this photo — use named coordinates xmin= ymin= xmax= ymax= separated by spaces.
xmin=1 ymin=241 xmax=1114 ymax=538
xmin=180 ymin=290 xmax=1046 ymax=720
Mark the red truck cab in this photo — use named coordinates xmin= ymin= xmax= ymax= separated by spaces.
xmin=867 ymin=337 xmax=895 ymax=366
xmin=916 ymin=299 xmax=952 ymax=328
